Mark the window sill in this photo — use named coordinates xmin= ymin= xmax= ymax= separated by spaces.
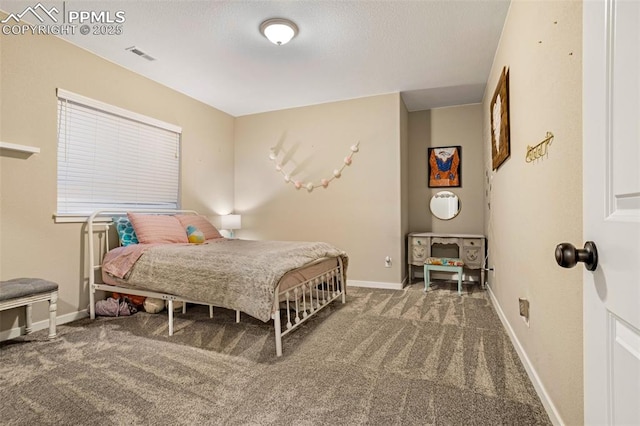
xmin=53 ymin=215 xmax=112 ymax=224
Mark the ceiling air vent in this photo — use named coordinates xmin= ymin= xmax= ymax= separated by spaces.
xmin=125 ymin=46 xmax=156 ymax=61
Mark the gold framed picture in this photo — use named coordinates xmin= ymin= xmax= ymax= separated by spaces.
xmin=490 ymin=67 xmax=510 ymax=170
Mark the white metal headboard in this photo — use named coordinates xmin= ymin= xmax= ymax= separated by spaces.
xmin=86 ymin=209 xmax=198 ymax=308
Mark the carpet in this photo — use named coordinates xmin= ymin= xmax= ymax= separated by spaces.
xmin=0 ymin=282 xmax=551 ymax=425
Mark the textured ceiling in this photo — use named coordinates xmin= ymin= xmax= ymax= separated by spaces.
xmin=0 ymin=0 xmax=510 ymax=117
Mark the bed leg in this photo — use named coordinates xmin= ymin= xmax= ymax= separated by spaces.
xmin=236 ymin=310 xmax=240 ymax=323
xmin=209 ymin=305 xmax=214 ymax=318
xmin=89 ymin=284 xmax=96 ymax=319
xmin=339 ymin=258 xmax=346 ymax=304
xmin=168 ymin=300 xmax=174 ymax=336
xmin=182 ymin=302 xmax=186 ymax=314
xmin=273 ymin=310 xmax=283 ymax=357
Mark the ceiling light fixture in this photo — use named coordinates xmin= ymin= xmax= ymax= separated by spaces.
xmin=260 ymin=18 xmax=298 ymax=45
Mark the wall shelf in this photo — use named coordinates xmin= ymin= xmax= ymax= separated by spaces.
xmin=0 ymin=141 xmax=40 ymax=155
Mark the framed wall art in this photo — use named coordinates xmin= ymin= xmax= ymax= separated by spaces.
xmin=428 ymin=145 xmax=461 ymax=188
xmin=491 ymin=66 xmax=510 ymax=170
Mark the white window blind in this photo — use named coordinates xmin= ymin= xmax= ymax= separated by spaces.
xmin=56 ymin=89 xmax=182 ymax=215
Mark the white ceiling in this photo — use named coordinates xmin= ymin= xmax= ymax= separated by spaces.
xmin=1 ymin=0 xmax=511 ymax=117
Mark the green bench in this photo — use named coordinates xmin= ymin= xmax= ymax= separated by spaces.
xmin=424 ymin=257 xmax=465 ymax=295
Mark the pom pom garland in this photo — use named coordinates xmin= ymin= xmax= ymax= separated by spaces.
xmin=269 ymin=141 xmax=360 ymax=192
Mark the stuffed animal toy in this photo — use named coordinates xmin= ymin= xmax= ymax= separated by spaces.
xmin=143 ymin=297 xmax=165 ymax=314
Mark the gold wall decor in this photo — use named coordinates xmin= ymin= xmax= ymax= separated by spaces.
xmin=526 ymin=132 xmax=554 ymax=163
xmin=490 ymin=67 xmax=510 ymax=170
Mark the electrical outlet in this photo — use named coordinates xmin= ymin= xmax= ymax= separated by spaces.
xmin=384 ymin=256 xmax=392 ymax=268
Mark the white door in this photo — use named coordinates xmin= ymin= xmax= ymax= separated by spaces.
xmin=582 ymin=0 xmax=640 ymax=424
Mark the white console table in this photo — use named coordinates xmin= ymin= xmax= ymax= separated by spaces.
xmin=407 ymin=232 xmax=486 ymax=287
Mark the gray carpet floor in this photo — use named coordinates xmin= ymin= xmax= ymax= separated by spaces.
xmin=0 ymin=282 xmax=551 ymax=425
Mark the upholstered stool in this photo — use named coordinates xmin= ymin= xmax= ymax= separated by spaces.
xmin=0 ymin=278 xmax=58 ymax=338
xmin=424 ymin=258 xmax=465 ymax=295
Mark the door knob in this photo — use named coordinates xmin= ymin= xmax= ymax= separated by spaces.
xmin=555 ymin=241 xmax=598 ymax=271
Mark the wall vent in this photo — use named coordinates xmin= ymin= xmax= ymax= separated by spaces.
xmin=125 ymin=46 xmax=156 ymax=61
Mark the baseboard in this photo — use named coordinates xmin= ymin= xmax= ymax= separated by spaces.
xmin=347 ymin=279 xmax=404 ymax=290
xmin=0 ymin=309 xmax=89 ymax=342
xmin=485 ymin=285 xmax=563 ymax=426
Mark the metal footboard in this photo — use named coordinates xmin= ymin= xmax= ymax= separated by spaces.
xmin=272 ymin=256 xmax=346 ymax=357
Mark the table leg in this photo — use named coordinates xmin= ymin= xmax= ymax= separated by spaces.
xmin=423 ymin=265 xmax=430 ymax=292
xmin=48 ymin=291 xmax=57 ymax=338
xmin=25 ymin=304 xmax=33 ymax=334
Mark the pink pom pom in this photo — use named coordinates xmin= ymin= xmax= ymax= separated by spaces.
xmin=294 ymin=181 xmax=302 ymax=189
xmin=321 ymin=179 xmax=329 ymax=188
xmin=344 ymin=156 xmax=352 ymax=165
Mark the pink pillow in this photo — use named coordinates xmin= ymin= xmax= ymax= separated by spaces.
xmin=176 ymin=215 xmax=223 ymax=240
xmin=127 ymin=213 xmax=188 ymax=244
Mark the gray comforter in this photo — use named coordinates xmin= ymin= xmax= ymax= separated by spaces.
xmin=104 ymin=238 xmax=348 ymax=322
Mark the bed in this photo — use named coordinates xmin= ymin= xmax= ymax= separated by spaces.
xmin=87 ymin=209 xmax=348 ymax=357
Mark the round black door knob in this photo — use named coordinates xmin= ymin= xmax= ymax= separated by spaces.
xmin=555 ymin=241 xmax=598 ymax=271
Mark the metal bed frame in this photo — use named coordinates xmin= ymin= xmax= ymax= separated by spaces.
xmin=87 ymin=209 xmax=346 ymax=357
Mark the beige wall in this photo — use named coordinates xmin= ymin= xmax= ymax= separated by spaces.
xmin=408 ymin=104 xmax=484 ymax=235
xmin=234 ymin=94 xmax=404 ymax=285
xmin=0 ymin=30 xmax=235 ymax=334
xmin=483 ymin=1 xmax=583 ymax=424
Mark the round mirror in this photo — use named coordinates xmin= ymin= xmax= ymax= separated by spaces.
xmin=430 ymin=191 xmax=460 ymax=220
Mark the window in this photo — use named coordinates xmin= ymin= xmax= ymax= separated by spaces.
xmin=56 ymin=89 xmax=181 ymax=217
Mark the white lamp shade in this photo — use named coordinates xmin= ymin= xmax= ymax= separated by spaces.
xmin=221 ymin=214 xmax=241 ymax=230
xmin=260 ymin=19 xmax=298 ymax=45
